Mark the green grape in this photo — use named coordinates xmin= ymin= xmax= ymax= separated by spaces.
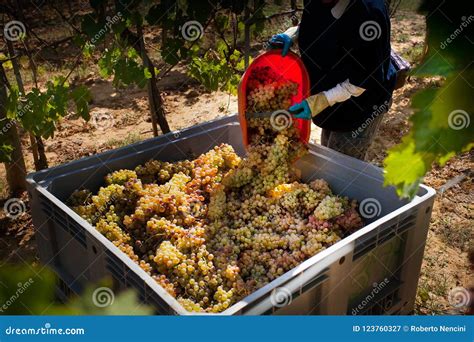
xmin=69 ymin=189 xmax=92 ymax=206
xmin=178 ymin=298 xmax=205 ymax=312
xmin=135 ymin=160 xmax=193 ymax=184
xmin=154 ymin=241 xmax=185 ymax=269
xmin=313 ymin=195 xmax=348 ymax=221
xmin=208 ymin=185 xmax=226 ymax=220
xmin=105 ymin=169 xmax=138 ymax=185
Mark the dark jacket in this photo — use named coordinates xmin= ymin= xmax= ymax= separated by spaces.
xmin=298 ymin=0 xmax=396 ymax=131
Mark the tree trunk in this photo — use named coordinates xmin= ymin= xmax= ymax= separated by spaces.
xmin=6 ymin=38 xmax=47 ymax=170
xmin=29 ymin=133 xmax=40 ymax=169
xmin=0 ymin=65 xmax=27 ymax=194
xmin=137 ymin=24 xmax=170 ymax=135
xmin=36 ymin=136 xmax=48 ymax=169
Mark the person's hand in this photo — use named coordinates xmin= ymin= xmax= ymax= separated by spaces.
xmin=289 ymin=100 xmax=312 ymax=120
xmin=268 ymin=33 xmax=293 ymax=57
xmin=289 ymin=93 xmax=330 ymax=120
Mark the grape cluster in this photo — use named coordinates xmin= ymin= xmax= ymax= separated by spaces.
xmin=70 ymin=93 xmax=364 ymax=314
xmin=135 ymin=160 xmax=193 ymax=184
xmin=246 ymin=66 xmax=298 ymax=113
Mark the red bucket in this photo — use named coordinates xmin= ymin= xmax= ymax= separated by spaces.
xmin=238 ymin=50 xmax=311 ymax=147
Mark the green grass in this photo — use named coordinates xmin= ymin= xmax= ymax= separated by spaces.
xmin=401 ymin=43 xmax=425 ymax=64
xmin=416 ymin=282 xmax=446 ymax=314
xmin=439 ymin=217 xmax=473 ymax=252
xmin=396 ymin=32 xmax=410 ymax=43
xmin=415 ymin=250 xmax=451 ymax=314
xmin=103 ymin=132 xmax=142 ymax=149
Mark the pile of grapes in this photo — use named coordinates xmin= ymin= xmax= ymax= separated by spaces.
xmin=70 ymin=118 xmax=363 ymax=313
xmin=70 ymin=67 xmax=363 ymax=313
xmin=246 ymin=66 xmax=298 ymax=113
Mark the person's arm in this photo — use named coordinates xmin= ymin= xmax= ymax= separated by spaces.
xmin=323 ymin=79 xmax=365 ymax=106
xmin=290 ymin=79 xmax=365 ymax=120
xmin=268 ymin=26 xmax=299 ymax=56
xmin=282 ymin=26 xmax=299 ymax=41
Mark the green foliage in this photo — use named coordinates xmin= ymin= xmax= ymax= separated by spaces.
xmin=83 ymin=0 xmax=277 ymax=94
xmin=0 ymin=53 xmax=13 ymax=70
xmin=384 ymin=1 xmax=474 ymax=198
xmin=98 ymin=46 xmax=151 ymax=88
xmin=0 ymin=62 xmax=92 ymax=161
xmin=81 ymin=16 xmax=108 ymax=45
xmin=160 ymin=38 xmax=187 ymax=65
xmin=0 ymin=263 xmax=57 ymax=315
xmin=67 ymin=286 xmax=153 ymax=315
xmin=104 ymin=132 xmax=142 ymax=149
xmin=188 ymin=49 xmax=247 ymax=94
xmin=0 ymin=142 xmax=14 ymax=162
xmin=0 ymin=263 xmax=152 ymax=315
xmin=5 ymin=79 xmax=92 ymax=140
xmin=70 ymin=85 xmax=93 ymax=121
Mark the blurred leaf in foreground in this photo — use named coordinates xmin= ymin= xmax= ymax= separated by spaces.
xmin=0 ymin=263 xmax=152 ymax=315
xmin=384 ymin=1 xmax=474 ymax=198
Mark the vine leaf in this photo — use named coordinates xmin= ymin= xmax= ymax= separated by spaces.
xmin=0 ymin=263 xmax=152 ymax=315
xmin=70 ymin=85 xmax=93 ymax=121
xmin=0 ymin=143 xmax=14 ymax=162
xmin=98 ymin=47 xmax=150 ymax=88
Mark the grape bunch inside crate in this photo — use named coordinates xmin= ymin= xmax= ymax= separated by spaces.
xmin=26 ymin=115 xmax=435 ymax=315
